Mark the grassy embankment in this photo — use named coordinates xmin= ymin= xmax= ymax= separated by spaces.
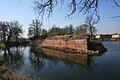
xmin=0 ymin=60 xmax=26 ymax=80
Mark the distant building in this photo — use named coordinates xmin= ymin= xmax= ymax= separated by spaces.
xmin=112 ymin=34 xmax=120 ymax=39
xmin=95 ymin=34 xmax=120 ymax=40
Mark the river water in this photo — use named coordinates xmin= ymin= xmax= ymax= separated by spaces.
xmin=0 ymin=41 xmax=120 ymax=80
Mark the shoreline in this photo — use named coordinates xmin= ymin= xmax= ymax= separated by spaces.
xmin=0 ymin=60 xmax=26 ymax=80
xmin=40 ymin=46 xmax=99 ymax=55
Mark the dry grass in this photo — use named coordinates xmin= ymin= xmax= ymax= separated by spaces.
xmin=0 ymin=60 xmax=26 ymax=80
xmin=47 ymin=34 xmax=89 ymax=40
xmin=0 ymin=59 xmax=47 ymax=80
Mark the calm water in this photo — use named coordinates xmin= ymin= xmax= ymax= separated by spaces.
xmin=0 ymin=41 xmax=120 ymax=80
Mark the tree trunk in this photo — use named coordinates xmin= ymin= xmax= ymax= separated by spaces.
xmin=89 ymin=26 xmax=93 ymax=40
xmin=5 ymin=35 xmax=11 ymax=47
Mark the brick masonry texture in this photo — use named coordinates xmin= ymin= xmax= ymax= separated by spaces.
xmin=40 ymin=39 xmax=89 ymax=50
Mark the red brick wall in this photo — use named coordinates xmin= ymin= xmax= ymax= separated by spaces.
xmin=40 ymin=38 xmax=89 ymax=50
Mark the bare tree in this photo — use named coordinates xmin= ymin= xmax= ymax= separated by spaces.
xmin=64 ymin=24 xmax=74 ymax=35
xmin=49 ymin=25 xmax=60 ymax=34
xmin=28 ymin=19 xmax=43 ymax=37
xmin=34 ymin=0 xmax=120 ymax=19
xmin=0 ymin=22 xmax=8 ymax=43
xmin=75 ymin=24 xmax=88 ymax=34
xmin=0 ymin=21 xmax=23 ymax=47
xmin=48 ymin=24 xmax=75 ymax=35
xmin=85 ymin=15 xmax=98 ymax=39
xmin=42 ymin=29 xmax=47 ymax=35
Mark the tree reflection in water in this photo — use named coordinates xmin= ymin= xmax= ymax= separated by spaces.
xmin=0 ymin=45 xmax=106 ymax=76
xmin=0 ymin=46 xmax=25 ymax=70
xmin=29 ymin=47 xmax=60 ymax=72
xmin=29 ymin=51 xmax=45 ymax=72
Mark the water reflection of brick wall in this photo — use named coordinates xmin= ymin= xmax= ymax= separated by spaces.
xmin=41 ymin=48 xmax=89 ymax=65
xmin=40 ymin=39 xmax=89 ymax=50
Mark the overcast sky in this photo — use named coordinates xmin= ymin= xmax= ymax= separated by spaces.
xmin=0 ymin=0 xmax=120 ymax=37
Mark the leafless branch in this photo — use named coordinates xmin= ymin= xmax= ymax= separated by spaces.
xmin=111 ymin=0 xmax=120 ymax=7
xmin=34 ymin=0 xmax=120 ymax=20
xmin=106 ymin=16 xmax=120 ymax=18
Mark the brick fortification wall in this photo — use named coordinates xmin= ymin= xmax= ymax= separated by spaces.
xmin=40 ymin=38 xmax=89 ymax=50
